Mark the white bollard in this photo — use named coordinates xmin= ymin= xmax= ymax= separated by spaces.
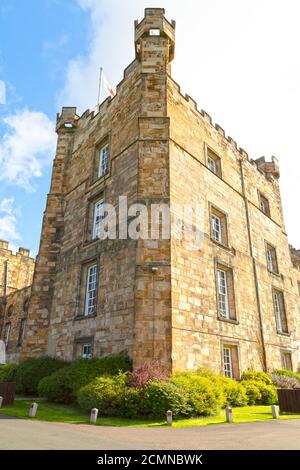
xmin=0 ymin=396 xmax=3 ymax=408
xmin=166 ymin=410 xmax=173 ymax=426
xmin=271 ymin=405 xmax=279 ymax=419
xmin=225 ymin=406 xmax=233 ymax=423
xmin=29 ymin=402 xmax=38 ymax=417
xmin=90 ymin=408 xmax=98 ymax=424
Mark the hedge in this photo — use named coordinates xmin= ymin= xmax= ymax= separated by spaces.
xmin=14 ymin=356 xmax=67 ymax=395
xmin=38 ymin=354 xmax=132 ymax=404
xmin=0 ymin=363 xmax=18 ymax=383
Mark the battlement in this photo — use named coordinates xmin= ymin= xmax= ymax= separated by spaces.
xmin=0 ymin=240 xmax=32 ymax=258
xmin=168 ymin=77 xmax=283 ymax=181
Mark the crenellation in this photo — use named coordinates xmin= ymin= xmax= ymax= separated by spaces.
xmin=215 ymin=123 xmax=226 ymax=137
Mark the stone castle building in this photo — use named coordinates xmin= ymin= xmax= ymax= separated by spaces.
xmin=0 ymin=240 xmax=34 ymax=362
xmin=1 ymin=8 xmax=300 ymax=377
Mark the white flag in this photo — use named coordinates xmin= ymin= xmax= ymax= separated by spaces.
xmin=102 ymin=71 xmax=115 ymax=97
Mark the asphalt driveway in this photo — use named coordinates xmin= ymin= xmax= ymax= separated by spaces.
xmin=0 ymin=414 xmax=300 ymax=450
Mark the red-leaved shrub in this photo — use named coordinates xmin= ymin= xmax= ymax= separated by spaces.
xmin=127 ymin=361 xmax=169 ymax=388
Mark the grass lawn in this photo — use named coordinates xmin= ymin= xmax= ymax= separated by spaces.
xmin=1 ymin=400 xmax=300 ymax=427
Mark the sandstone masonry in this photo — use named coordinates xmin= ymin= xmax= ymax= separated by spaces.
xmin=1 ymin=8 xmax=300 ymax=375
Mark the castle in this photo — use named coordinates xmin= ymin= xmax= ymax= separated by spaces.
xmin=1 ymin=8 xmax=300 ymax=377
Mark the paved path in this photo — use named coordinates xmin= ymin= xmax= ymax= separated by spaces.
xmin=1 ymin=415 xmax=300 ymax=450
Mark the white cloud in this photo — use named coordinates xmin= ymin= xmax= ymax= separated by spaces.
xmin=59 ymin=0 xmax=300 ymax=246
xmin=0 ymin=80 xmax=6 ymax=104
xmin=0 ymin=109 xmax=56 ymax=191
xmin=0 ymin=197 xmax=21 ymax=243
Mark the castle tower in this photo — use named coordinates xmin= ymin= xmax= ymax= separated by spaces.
xmin=22 ymin=108 xmax=78 ymax=357
xmin=132 ymin=8 xmax=175 ymax=369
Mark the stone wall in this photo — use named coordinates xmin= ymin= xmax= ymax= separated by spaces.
xmin=0 ymin=240 xmax=34 ymax=296
xmin=167 ymin=76 xmax=300 ymax=373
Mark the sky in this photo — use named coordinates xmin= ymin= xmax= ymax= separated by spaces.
xmin=0 ymin=0 xmax=299 ymax=255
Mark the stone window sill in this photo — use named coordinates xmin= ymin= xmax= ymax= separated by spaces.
xmin=276 ymin=330 xmax=290 ymax=337
xmin=268 ymin=269 xmax=281 ymax=278
xmin=74 ymin=313 xmax=97 ymax=321
xmin=211 ymin=238 xmax=232 ymax=252
xmin=217 ymin=316 xmax=239 ymax=325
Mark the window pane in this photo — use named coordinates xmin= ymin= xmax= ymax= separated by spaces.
xmin=208 ymin=156 xmax=216 ymax=173
xmin=212 ymin=214 xmax=222 ymax=243
xmin=82 ymin=344 xmax=92 ymax=359
xmin=217 ymin=269 xmax=229 ymax=318
xmin=99 ymin=144 xmax=109 ymax=177
xmin=85 ymin=265 xmax=97 ymax=315
xmin=93 ymin=199 xmax=104 ymax=239
xmin=223 ymin=347 xmax=233 ymax=378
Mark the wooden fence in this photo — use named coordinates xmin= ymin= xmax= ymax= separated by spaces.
xmin=277 ymin=388 xmax=300 ymax=413
xmin=0 ymin=382 xmax=16 ymax=406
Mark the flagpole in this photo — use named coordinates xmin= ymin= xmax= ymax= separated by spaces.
xmin=97 ymin=67 xmax=103 ymax=106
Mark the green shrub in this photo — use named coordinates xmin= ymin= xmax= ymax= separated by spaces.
xmin=171 ymin=373 xmax=224 ymax=416
xmin=241 ymin=379 xmax=277 ymax=405
xmin=241 ymin=380 xmax=262 ymax=405
xmin=218 ymin=377 xmax=248 ymax=407
xmin=38 ymin=354 xmax=132 ymax=403
xmin=241 ymin=370 xmax=272 ymax=385
xmin=274 ymin=369 xmax=300 ymax=383
xmin=38 ymin=366 xmax=74 ymax=403
xmin=258 ymin=382 xmax=278 ymax=405
xmin=195 ymin=367 xmax=218 ymax=379
xmin=78 ymin=372 xmax=141 ymax=418
xmin=142 ymin=380 xmax=191 ymax=418
xmin=15 ymin=356 xmax=67 ymax=395
xmin=0 ymin=363 xmax=17 ymax=383
xmin=195 ymin=368 xmax=248 ymax=407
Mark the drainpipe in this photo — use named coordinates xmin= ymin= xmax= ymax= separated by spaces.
xmin=239 ymin=160 xmax=268 ymax=371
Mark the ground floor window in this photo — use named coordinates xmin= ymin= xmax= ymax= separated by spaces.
xmin=81 ymin=343 xmax=93 ymax=359
xmin=281 ymin=350 xmax=293 ymax=371
xmin=73 ymin=337 xmax=94 ymax=359
xmin=222 ymin=344 xmax=240 ymax=379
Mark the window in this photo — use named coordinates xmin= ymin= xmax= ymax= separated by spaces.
xmin=92 ymin=198 xmax=104 ymax=239
xmin=281 ymin=351 xmax=293 ymax=371
xmin=98 ymin=143 xmax=109 ymax=178
xmin=211 ymin=214 xmax=221 ymax=243
xmin=273 ymin=289 xmax=288 ymax=334
xmin=266 ymin=243 xmax=279 ymax=274
xmin=17 ymin=319 xmax=26 ymax=346
xmin=258 ymin=192 xmax=270 ymax=217
xmin=81 ymin=343 xmax=93 ymax=359
xmin=4 ymin=322 xmax=11 ymax=346
xmin=217 ymin=269 xmax=229 ymax=318
xmin=84 ymin=264 xmax=97 ymax=316
xmin=223 ymin=347 xmax=233 ymax=378
xmin=207 ymin=147 xmax=221 ymax=177
xmin=73 ymin=337 xmax=94 ymax=359
xmin=216 ymin=264 xmax=236 ymax=321
xmin=210 ymin=206 xmax=228 ymax=245
xmin=222 ymin=344 xmax=240 ymax=379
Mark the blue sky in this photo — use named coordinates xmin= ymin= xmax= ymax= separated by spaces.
xmin=0 ymin=0 xmax=91 ymax=254
xmin=0 ymin=0 xmax=300 ymax=256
